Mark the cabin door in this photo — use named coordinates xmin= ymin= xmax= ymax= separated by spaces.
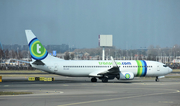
xmin=54 ymin=63 xmax=58 ymax=72
xmin=157 ymin=65 xmax=160 ymax=71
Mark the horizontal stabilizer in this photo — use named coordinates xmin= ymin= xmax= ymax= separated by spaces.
xmin=10 ymin=59 xmax=30 ymax=64
xmin=32 ymin=60 xmax=45 ymax=65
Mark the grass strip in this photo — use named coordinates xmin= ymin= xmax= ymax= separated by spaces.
xmin=0 ymin=91 xmax=32 ymax=95
xmin=0 ymin=70 xmax=45 ymax=73
xmin=172 ymin=69 xmax=180 ymax=72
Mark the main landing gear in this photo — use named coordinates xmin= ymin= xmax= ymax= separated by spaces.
xmin=91 ymin=77 xmax=97 ymax=82
xmin=155 ymin=76 xmax=159 ymax=82
xmin=101 ymin=77 xmax=108 ymax=83
xmin=91 ymin=77 xmax=109 ymax=83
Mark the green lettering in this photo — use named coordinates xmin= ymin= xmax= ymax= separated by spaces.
xmin=98 ymin=62 xmax=121 ymax=65
xmin=99 ymin=62 xmax=102 ymax=65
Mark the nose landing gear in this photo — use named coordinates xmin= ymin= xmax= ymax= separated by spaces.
xmin=155 ymin=76 xmax=159 ymax=82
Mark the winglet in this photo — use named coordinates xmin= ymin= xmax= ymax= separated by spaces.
xmin=111 ymin=56 xmax=118 ymax=67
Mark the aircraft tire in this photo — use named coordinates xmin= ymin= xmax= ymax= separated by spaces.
xmin=91 ymin=77 xmax=97 ymax=82
xmin=102 ymin=77 xmax=108 ymax=83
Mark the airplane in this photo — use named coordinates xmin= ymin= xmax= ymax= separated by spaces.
xmin=25 ymin=30 xmax=172 ymax=83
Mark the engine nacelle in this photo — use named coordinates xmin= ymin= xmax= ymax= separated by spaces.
xmin=119 ymin=72 xmax=134 ymax=80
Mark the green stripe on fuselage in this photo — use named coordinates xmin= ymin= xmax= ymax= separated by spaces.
xmin=136 ymin=60 xmax=142 ymax=76
xmin=139 ymin=61 xmax=143 ymax=76
xmin=136 ymin=60 xmax=140 ymax=76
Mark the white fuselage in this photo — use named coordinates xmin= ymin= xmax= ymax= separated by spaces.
xmin=31 ymin=58 xmax=172 ymax=77
xmin=25 ymin=30 xmax=172 ymax=82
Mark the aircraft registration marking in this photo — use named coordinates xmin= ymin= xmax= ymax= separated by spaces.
xmin=63 ymin=67 xmax=69 ymax=70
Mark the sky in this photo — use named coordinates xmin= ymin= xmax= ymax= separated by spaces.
xmin=0 ymin=0 xmax=180 ymax=49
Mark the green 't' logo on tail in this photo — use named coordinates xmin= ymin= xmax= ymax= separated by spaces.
xmin=29 ymin=38 xmax=48 ymax=60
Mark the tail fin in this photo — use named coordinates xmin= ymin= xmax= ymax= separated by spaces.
xmin=25 ymin=30 xmax=48 ymax=61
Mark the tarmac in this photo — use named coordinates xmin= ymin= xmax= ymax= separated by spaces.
xmin=0 ymin=76 xmax=180 ymax=106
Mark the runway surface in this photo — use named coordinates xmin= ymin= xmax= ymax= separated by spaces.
xmin=0 ymin=77 xmax=180 ymax=106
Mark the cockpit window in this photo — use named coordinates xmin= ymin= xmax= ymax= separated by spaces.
xmin=163 ymin=65 xmax=167 ymax=67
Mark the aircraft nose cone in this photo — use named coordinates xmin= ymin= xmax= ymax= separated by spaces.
xmin=168 ymin=67 xmax=172 ymax=73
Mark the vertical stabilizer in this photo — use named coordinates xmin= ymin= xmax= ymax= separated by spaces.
xmin=25 ymin=30 xmax=37 ymax=44
xmin=25 ymin=30 xmax=48 ymax=61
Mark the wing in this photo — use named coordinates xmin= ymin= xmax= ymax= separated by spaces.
xmin=89 ymin=56 xmax=120 ymax=77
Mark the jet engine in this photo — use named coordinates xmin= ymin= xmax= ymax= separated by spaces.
xmin=117 ymin=72 xmax=134 ymax=80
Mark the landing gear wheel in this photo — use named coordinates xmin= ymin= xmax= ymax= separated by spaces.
xmin=155 ymin=76 xmax=159 ymax=82
xmin=91 ymin=77 xmax=97 ymax=82
xmin=102 ymin=77 xmax=108 ymax=83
